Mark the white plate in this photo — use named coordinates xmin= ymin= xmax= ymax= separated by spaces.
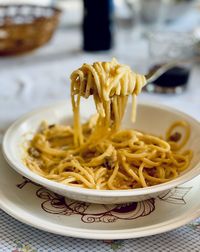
xmin=0 ymin=151 xmax=200 ymax=240
xmin=3 ymin=101 xmax=200 ymax=204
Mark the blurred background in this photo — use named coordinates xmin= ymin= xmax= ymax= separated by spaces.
xmin=1 ymin=0 xmax=200 ymax=140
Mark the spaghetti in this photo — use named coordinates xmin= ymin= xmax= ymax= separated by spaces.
xmin=25 ymin=59 xmax=192 ymax=190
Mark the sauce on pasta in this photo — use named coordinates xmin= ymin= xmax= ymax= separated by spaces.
xmin=24 ymin=59 xmax=192 ymax=190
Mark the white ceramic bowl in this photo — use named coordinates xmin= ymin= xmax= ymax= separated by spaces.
xmin=3 ymin=101 xmax=200 ymax=204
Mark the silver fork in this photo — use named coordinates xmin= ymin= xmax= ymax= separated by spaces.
xmin=145 ymin=56 xmax=200 ymax=83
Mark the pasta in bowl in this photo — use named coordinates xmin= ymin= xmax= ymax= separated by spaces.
xmin=3 ymin=101 xmax=200 ymax=204
xmin=3 ymin=59 xmax=200 ymax=204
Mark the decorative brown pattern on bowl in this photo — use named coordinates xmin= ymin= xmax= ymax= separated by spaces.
xmin=0 ymin=4 xmax=61 ymax=56
xmin=16 ymin=177 xmax=192 ymax=224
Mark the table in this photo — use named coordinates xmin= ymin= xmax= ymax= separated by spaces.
xmin=0 ymin=25 xmax=200 ymax=251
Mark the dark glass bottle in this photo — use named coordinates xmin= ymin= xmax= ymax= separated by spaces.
xmin=145 ymin=65 xmax=191 ymax=94
xmin=83 ymin=0 xmax=113 ymax=51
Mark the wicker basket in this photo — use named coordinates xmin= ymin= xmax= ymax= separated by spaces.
xmin=0 ymin=5 xmax=61 ymax=56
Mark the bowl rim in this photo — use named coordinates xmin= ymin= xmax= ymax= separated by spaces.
xmin=2 ymin=100 xmax=200 ymax=198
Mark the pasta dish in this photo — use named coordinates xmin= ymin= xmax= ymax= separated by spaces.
xmin=25 ymin=58 xmax=192 ymax=190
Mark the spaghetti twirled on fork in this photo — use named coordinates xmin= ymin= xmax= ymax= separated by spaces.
xmin=24 ymin=59 xmax=192 ymax=189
